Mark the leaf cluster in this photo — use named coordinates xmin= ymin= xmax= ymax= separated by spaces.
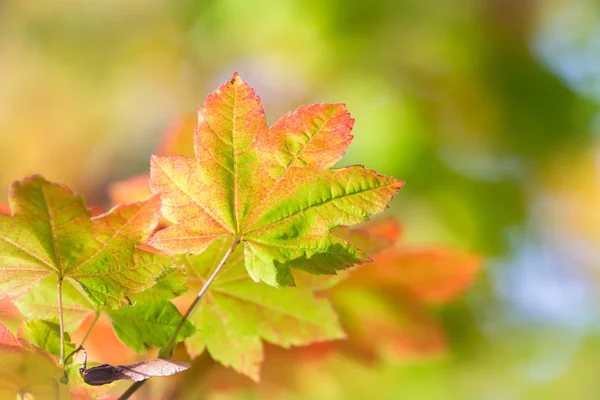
xmin=0 ymin=73 xmax=479 ymax=399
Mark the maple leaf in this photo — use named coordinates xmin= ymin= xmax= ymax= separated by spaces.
xmin=182 ymin=236 xmax=346 ymax=381
xmin=342 ymin=218 xmax=482 ymax=304
xmin=14 ymin=275 xmax=97 ymax=332
xmin=14 ymin=266 xmax=193 ymax=354
xmin=0 ymin=175 xmax=174 ymax=308
xmin=149 ymin=73 xmax=404 ymax=286
xmin=329 ymin=217 xmax=481 ymax=360
xmin=107 ymin=298 xmax=196 ymax=353
xmin=19 ymin=318 xmax=76 ymax=358
xmin=0 ymin=322 xmax=71 ymax=399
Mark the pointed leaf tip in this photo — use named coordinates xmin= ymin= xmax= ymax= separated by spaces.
xmin=230 ymin=72 xmax=243 ymax=84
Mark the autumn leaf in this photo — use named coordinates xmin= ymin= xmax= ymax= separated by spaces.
xmin=0 ymin=175 xmax=174 ymax=308
xmin=183 ymin=236 xmax=346 ymax=381
xmin=329 ymin=217 xmax=481 ymax=360
xmin=0 ymin=322 xmax=70 ymax=399
xmin=19 ymin=318 xmax=76 ymax=358
xmin=0 ymin=322 xmax=18 ymax=347
xmin=14 ymin=275 xmax=97 ymax=332
xmin=175 ymin=217 xmax=480 ymax=398
xmin=149 ymin=73 xmax=404 ymax=286
xmin=341 ymin=217 xmax=481 ymax=304
xmin=14 ymin=265 xmax=192 ymax=355
xmin=107 ymin=298 xmax=196 ymax=353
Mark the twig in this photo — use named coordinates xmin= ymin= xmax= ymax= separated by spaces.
xmin=118 ymin=236 xmax=241 ymax=400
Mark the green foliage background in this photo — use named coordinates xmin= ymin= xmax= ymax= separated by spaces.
xmin=0 ymin=0 xmax=598 ymax=399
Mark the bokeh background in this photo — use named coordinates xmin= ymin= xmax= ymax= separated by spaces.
xmin=0 ymin=0 xmax=599 ymax=399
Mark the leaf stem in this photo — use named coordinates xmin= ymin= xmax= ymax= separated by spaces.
xmin=57 ymin=278 xmax=65 ymax=365
xmin=119 ymin=236 xmax=241 ymax=400
xmin=63 ymin=311 xmax=100 ymax=367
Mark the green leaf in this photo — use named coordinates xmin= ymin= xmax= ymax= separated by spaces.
xmin=13 ymin=274 xmax=96 ymax=332
xmin=183 ymin=237 xmax=346 ymax=381
xmin=20 ymin=319 xmax=75 ymax=358
xmin=14 ymin=266 xmax=187 ymax=334
xmin=0 ymin=175 xmax=175 ymax=308
xmin=107 ymin=298 xmax=196 ymax=353
xmin=129 ymin=266 xmax=188 ymax=302
xmin=0 ymin=326 xmax=71 ymax=399
xmin=149 ymin=73 xmax=403 ymax=286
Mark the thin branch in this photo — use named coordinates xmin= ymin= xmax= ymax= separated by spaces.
xmin=118 ymin=236 xmax=241 ymax=400
xmin=57 ymin=279 xmax=65 ymax=365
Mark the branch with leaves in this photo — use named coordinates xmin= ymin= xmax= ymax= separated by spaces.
xmin=0 ymin=73 xmax=441 ymax=399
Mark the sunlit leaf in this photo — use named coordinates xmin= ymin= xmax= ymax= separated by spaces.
xmin=149 ymin=73 xmax=404 ymax=286
xmin=0 ymin=175 xmax=175 ymax=308
xmin=0 ymin=322 xmax=70 ymax=399
xmin=129 ymin=265 xmax=188 ymax=302
xmin=19 ymin=318 xmax=76 ymax=358
xmin=14 ymin=275 xmax=96 ymax=332
xmin=107 ymin=298 xmax=196 ymax=353
xmin=0 ymin=321 xmax=18 ymax=346
xmin=344 ymin=246 xmax=481 ymax=303
xmin=183 ymin=236 xmax=346 ymax=381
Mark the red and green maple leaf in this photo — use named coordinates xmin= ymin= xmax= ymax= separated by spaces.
xmin=0 ymin=175 xmax=173 ymax=308
xmin=149 ymin=73 xmax=404 ymax=286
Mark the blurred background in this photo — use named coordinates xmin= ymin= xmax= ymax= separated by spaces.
xmin=0 ymin=0 xmax=599 ymax=399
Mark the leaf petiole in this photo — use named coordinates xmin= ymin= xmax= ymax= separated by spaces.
xmin=61 ymin=311 xmax=100 ymax=384
xmin=57 ymin=279 xmax=65 ymax=365
xmin=119 ymin=236 xmax=241 ymax=400
xmin=159 ymin=236 xmax=241 ymax=359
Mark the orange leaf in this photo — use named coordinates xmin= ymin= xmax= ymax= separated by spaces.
xmin=345 ymin=246 xmax=481 ymax=304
